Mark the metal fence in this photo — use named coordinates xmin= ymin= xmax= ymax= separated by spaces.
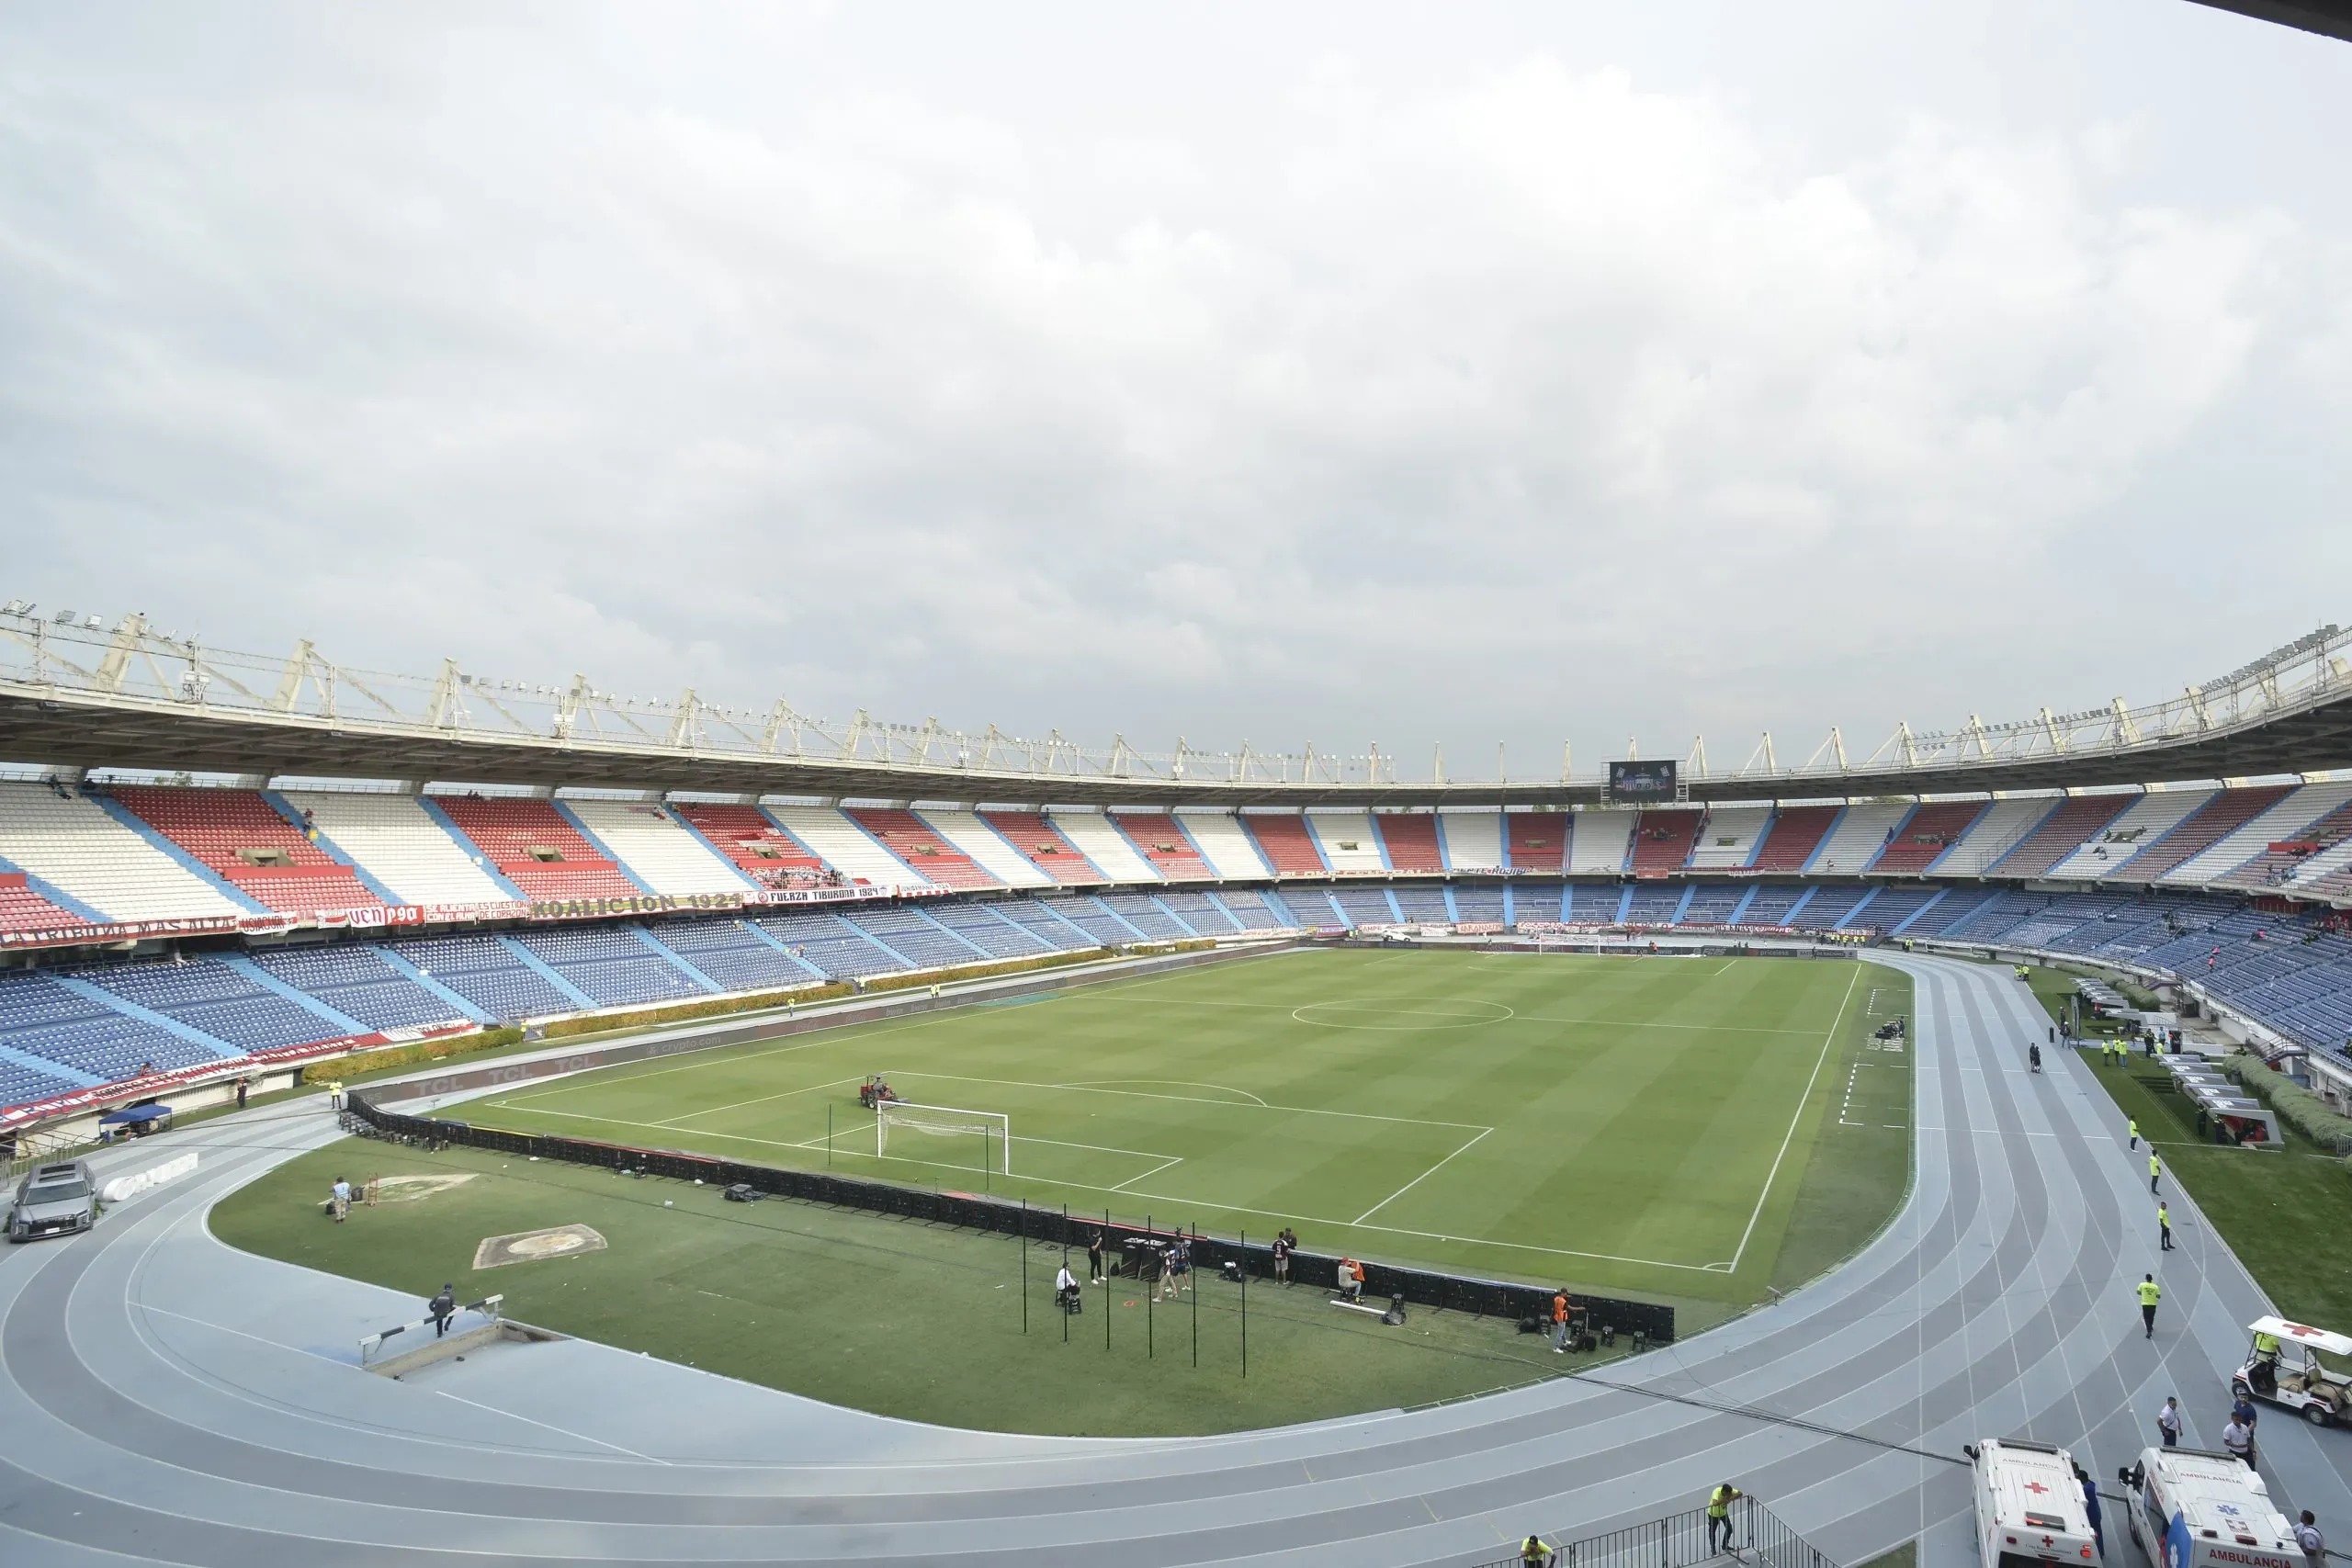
xmin=1469 ymin=1496 xmax=1838 ymax=1568
xmin=339 ymin=1093 xmax=1677 ymax=1344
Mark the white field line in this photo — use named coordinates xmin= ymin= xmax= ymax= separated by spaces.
xmin=1351 ymin=1127 xmax=1494 ymax=1225
xmin=1106 ymin=1155 xmax=1185 ymax=1192
xmin=896 ymin=1069 xmax=1489 ymax=1131
xmin=434 ymin=1390 xmax=671 ymax=1464
xmin=1056 ymin=1078 xmax=1268 ymax=1107
xmin=494 ymin=1011 xmax=963 ymax=1108
xmin=652 ymin=1077 xmax=862 ymax=1126
xmin=1724 ymin=963 xmax=1863 ymax=1274
xmin=1074 ymin=994 xmax=1823 ymax=1036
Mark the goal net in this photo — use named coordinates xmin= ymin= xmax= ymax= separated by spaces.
xmin=876 ymin=1101 xmax=1012 ymax=1175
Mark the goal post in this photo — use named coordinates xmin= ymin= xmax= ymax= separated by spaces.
xmin=876 ymin=1101 xmax=1012 ymax=1175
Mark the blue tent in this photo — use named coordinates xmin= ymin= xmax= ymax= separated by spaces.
xmin=98 ymin=1104 xmax=172 ymax=1127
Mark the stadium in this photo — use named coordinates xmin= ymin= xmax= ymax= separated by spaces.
xmin=6 ymin=6 xmax=2352 ymax=1568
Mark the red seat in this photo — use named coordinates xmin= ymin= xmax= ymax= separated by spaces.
xmin=435 ymin=796 xmax=640 ymax=899
xmin=978 ymin=813 xmax=1102 ymax=884
xmin=1374 ymin=816 xmax=1444 ymax=873
xmin=1114 ymin=815 xmax=1212 ymax=880
xmin=110 ymin=785 xmax=379 ymax=915
xmin=1241 ymin=817 xmax=1326 ymax=875
xmin=842 ymin=809 xmax=999 ymax=889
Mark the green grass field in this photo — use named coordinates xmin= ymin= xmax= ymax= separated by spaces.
xmin=211 ymin=949 xmax=1916 ymax=1434
xmin=441 ymin=948 xmax=1908 ymax=1300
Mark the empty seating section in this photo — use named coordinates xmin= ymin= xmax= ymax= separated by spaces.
xmin=978 ymin=813 xmax=1103 ymax=884
xmin=1306 ymin=813 xmax=1385 ymax=874
xmin=913 ymin=808 xmax=1054 ymax=888
xmin=0 ymin=970 xmax=225 ymax=1081
xmin=1686 ymin=807 xmax=1773 ymax=870
xmin=1926 ymin=797 xmax=2055 ymax=877
xmin=1449 ymin=886 xmax=1506 ymax=923
xmin=1809 ymin=803 xmax=1911 ymax=876
xmin=1792 ymin=886 xmax=1874 ymax=930
xmin=1176 ymin=813 xmax=1273 ymax=878
xmin=563 ymin=800 xmax=752 ymax=897
xmin=2244 ymin=796 xmax=2352 ymax=892
xmin=0 ymin=1055 xmax=86 ymax=1109
xmin=1511 ymin=884 xmax=1566 ymax=923
xmin=1331 ymin=887 xmax=1396 ymax=926
xmin=390 ymin=935 xmax=579 ymax=1020
xmin=1374 ymin=815 xmax=1444 ymax=873
xmin=1242 ymin=816 xmax=1328 ymax=876
xmin=1110 ymin=815 xmax=1213 ymax=881
xmin=2046 ymin=789 xmax=2214 ymax=880
xmin=1677 ymin=884 xmax=1747 ymax=924
xmin=1853 ymin=886 xmax=1938 ymax=931
xmin=1101 ymin=894 xmax=1190 ymax=939
xmin=435 ymin=797 xmax=640 ymax=900
xmin=989 ymin=900 xmax=1102 ymax=951
xmin=672 ymin=803 xmax=831 ymax=888
xmin=755 ymin=913 xmax=914 ymax=977
xmin=1870 ymin=801 xmax=1987 ymax=875
xmin=1747 ymin=807 xmax=1839 ymax=874
xmin=2112 ymin=785 xmax=2295 ymax=884
xmin=2175 ymin=782 xmax=2352 ymax=887
xmin=1212 ymin=889 xmax=1287 ymax=929
xmin=842 ymin=809 xmax=999 ymax=890
xmin=1437 ymin=814 xmax=1504 ymax=872
xmin=80 ymin=960 xmax=334 ymax=1051
xmin=1277 ymin=888 xmax=1341 ymax=926
xmin=1391 ymin=886 xmax=1451 ymax=922
xmin=0 ymin=874 xmax=89 ymax=935
xmin=1047 ymin=814 xmax=1159 ymax=883
xmin=247 ymin=947 xmax=467 ymax=1029
xmin=283 ymin=790 xmax=511 ymax=906
xmin=108 ymin=786 xmax=378 ymax=914
xmin=513 ymin=927 xmax=710 ymax=1007
xmin=1504 ymin=814 xmax=1569 ymax=874
xmin=645 ymin=920 xmax=819 ymax=991
xmin=2295 ymin=837 xmax=2352 ymax=898
xmin=1155 ymin=891 xmax=1242 ymax=934
xmin=1984 ymin=794 xmax=2133 ymax=878
xmin=763 ymin=806 xmax=925 ymax=888
xmin=1629 ymin=809 xmax=1704 ymax=876
xmin=1737 ymin=885 xmax=1811 ymax=925
xmin=1568 ymin=811 xmax=1637 ymax=874
xmin=1623 ymin=884 xmax=1683 ymax=924
xmin=1041 ymin=897 xmax=1143 ymax=946
xmin=0 ymin=784 xmax=247 ymax=921
xmin=927 ymin=902 xmax=1055 ymax=957
xmin=844 ymin=907 xmax=985 ymax=967
xmin=1899 ymin=887 xmax=2006 ymax=938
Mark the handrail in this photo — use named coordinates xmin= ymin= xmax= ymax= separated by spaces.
xmin=1467 ymin=1495 xmax=1839 ymax=1568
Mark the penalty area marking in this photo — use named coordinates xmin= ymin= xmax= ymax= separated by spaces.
xmin=1057 ymin=1078 xmax=1269 ymax=1106
xmin=1290 ymin=998 xmax=1515 ymax=1030
xmin=1724 ymin=963 xmax=1862 ymax=1273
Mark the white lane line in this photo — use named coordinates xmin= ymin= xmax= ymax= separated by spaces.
xmin=1351 ymin=1128 xmax=1495 ymax=1226
xmin=433 ymin=1389 xmax=670 ymax=1463
xmin=1726 ymin=962 xmax=1863 ymax=1273
xmin=1106 ymin=1156 xmax=1185 ymax=1192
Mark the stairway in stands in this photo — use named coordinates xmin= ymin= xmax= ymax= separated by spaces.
xmin=1747 ymin=806 xmax=1839 ymax=874
xmin=672 ymin=803 xmax=831 ymax=888
xmin=842 ymin=809 xmax=999 ymax=890
xmin=433 ymin=796 xmax=640 ymax=900
xmin=978 ymin=812 xmax=1103 ymax=884
xmin=1869 ymin=801 xmax=1987 ymax=875
xmin=1986 ymin=795 xmax=2135 ymax=878
xmin=1628 ymin=809 xmax=1704 ymax=877
xmin=1113 ymin=814 xmax=1214 ymax=880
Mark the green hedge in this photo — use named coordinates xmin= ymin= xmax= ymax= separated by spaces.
xmin=2226 ymin=1052 xmax=2352 ymax=1155
xmin=304 ymin=1027 xmax=525 ymax=1083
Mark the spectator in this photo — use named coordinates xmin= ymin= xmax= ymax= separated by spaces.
xmin=329 ymin=1177 xmax=351 ymax=1223
xmin=1087 ymin=1230 xmax=1104 ymax=1283
xmin=428 ymin=1284 xmax=457 ymax=1337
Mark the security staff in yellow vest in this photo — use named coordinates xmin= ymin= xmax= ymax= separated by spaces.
xmin=1707 ymin=1483 xmax=1746 ymax=1554
xmin=2150 ymin=1152 xmax=2162 ymax=1194
xmin=2137 ymin=1275 xmax=2162 ymax=1339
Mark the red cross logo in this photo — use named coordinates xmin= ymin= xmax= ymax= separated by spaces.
xmin=2024 ymin=1482 xmax=2050 ymax=1495
xmin=2287 ymin=1325 xmax=2323 ymax=1337
xmin=2041 ymin=1538 xmax=2055 ymax=1550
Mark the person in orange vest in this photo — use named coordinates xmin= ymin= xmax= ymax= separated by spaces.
xmin=1551 ymin=1288 xmax=1573 ymax=1353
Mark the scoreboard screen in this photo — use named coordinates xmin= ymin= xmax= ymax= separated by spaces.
xmin=1608 ymin=760 xmax=1678 ymax=798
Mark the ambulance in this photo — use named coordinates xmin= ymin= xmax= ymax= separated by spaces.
xmin=2114 ymin=1446 xmax=2301 ymax=1568
xmin=1963 ymin=1438 xmax=2099 ymax=1568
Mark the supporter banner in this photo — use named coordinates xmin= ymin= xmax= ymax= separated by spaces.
xmin=1454 ymin=921 xmax=1505 ymax=935
xmin=0 ymin=1020 xmax=476 ymax=1127
xmin=526 ymin=892 xmax=749 ymax=922
xmin=0 ymin=916 xmax=241 ymax=950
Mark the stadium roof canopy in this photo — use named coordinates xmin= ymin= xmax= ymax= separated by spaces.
xmin=5 ymin=608 xmax=2351 ymax=807
xmin=2193 ymin=0 xmax=2352 ymax=44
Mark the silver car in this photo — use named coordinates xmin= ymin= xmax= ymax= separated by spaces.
xmin=7 ymin=1159 xmax=97 ymax=1243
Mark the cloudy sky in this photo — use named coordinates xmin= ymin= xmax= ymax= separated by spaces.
xmin=4 ymin=2 xmax=2347 ymax=781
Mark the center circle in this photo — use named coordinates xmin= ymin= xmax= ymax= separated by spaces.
xmin=1290 ymin=997 xmax=1515 ymax=1031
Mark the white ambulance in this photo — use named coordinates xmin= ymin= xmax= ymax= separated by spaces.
xmin=1963 ymin=1438 xmax=2100 ymax=1568
xmin=2114 ymin=1446 xmax=2301 ymax=1568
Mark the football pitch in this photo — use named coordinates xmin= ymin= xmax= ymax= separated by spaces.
xmin=467 ymin=947 xmax=1915 ymax=1299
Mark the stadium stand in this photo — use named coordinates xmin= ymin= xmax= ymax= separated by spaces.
xmin=1981 ymin=793 xmax=2134 ymax=879
xmin=1047 ymin=813 xmax=1159 ymax=884
xmin=1242 ymin=815 xmax=1329 ymax=877
xmin=389 ymin=934 xmax=581 ymax=1021
xmin=0 ymin=968 xmax=233 ymax=1080
xmin=1567 ymin=811 xmax=1635 ymax=874
xmin=1157 ymin=889 xmax=1242 ymax=933
xmin=1853 ymin=886 xmax=1939 ymax=931
xmin=925 ymin=900 xmax=1055 ymax=957
xmin=842 ymin=808 xmax=999 ymax=890
xmin=913 ymin=808 xmax=1055 ymax=888
xmin=560 ymin=799 xmax=753 ymax=897
xmin=77 ymin=958 xmax=342 ymax=1051
xmin=0 ymin=872 xmax=91 ymax=935
xmin=1629 ymin=808 xmax=1704 ymax=876
xmin=1623 ymin=882 xmax=1683 ymax=924
xmin=644 ymin=919 xmax=820 ymax=991
xmin=990 ymin=898 xmax=1102 ymax=951
xmin=763 ymin=806 xmax=924 ymax=888
xmin=1175 ymin=812 xmax=1273 ymax=879
xmin=1810 ymin=803 xmax=1910 ymax=876
xmin=246 ymin=946 xmax=469 ymax=1030
xmin=1512 ymin=884 xmax=1566 ymax=922
xmin=1330 ymin=886 xmax=1396 ymax=927
xmin=1306 ymin=812 xmax=1386 ymax=874
xmin=1438 ymin=812 xmax=1503 ymax=872
xmin=1738 ymin=884 xmax=1812 ymax=924
xmin=107 ymin=786 xmax=380 ymax=914
xmin=1686 ymin=806 xmax=1773 ymax=870
xmin=1279 ymin=886 xmax=1342 ymax=926
xmin=1792 ymin=886 xmax=1875 ymax=930
xmin=1926 ymin=796 xmax=2056 ymax=877
xmin=1747 ymin=805 xmax=1840 ymax=874
xmin=280 ymin=789 xmax=514 ymax=906
xmin=1503 ymin=813 xmax=1568 ymax=873
xmin=1868 ymin=801 xmax=1988 ymax=875
xmin=754 ymin=911 xmax=914 ymax=978
xmin=1040 ymin=896 xmax=1144 ymax=946
xmin=2045 ymin=788 xmax=2216 ymax=880
xmin=1449 ymin=884 xmax=1506 ymax=924
xmin=1373 ymin=814 xmax=1444 ymax=873
xmin=669 ymin=802 xmax=831 ymax=889
xmin=2291 ymin=834 xmax=2352 ymax=897
xmin=2223 ymin=794 xmax=2352 ymax=891
xmin=1101 ymin=893 xmax=1192 ymax=939
xmin=1211 ymin=888 xmax=1287 ymax=929
xmin=1390 ymin=885 xmax=1451 ymax=923
xmin=433 ymin=796 xmax=643 ymax=901
xmin=1677 ymin=883 xmax=1747 ymax=924
xmin=0 ymin=783 xmax=251 ymax=921
xmin=2109 ymin=784 xmax=2295 ymax=885
xmin=844 ymin=906 xmax=988 ymax=967
xmin=2165 ymin=781 xmax=2352 ymax=887
xmin=513 ymin=925 xmax=711 ymax=1007
xmin=1111 ymin=814 xmax=1214 ymax=881
xmin=978 ymin=812 xmax=1102 ymax=884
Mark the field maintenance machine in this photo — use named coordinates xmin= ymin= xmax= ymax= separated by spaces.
xmin=2231 ymin=1315 xmax=2350 ymax=1428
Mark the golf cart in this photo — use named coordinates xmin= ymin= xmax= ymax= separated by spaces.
xmin=2231 ymin=1315 xmax=2351 ymax=1427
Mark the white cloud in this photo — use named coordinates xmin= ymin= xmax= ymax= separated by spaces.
xmin=0 ymin=6 xmax=2341 ymax=773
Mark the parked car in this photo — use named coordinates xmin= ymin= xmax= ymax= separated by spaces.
xmin=7 ymin=1159 xmax=97 ymax=1243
